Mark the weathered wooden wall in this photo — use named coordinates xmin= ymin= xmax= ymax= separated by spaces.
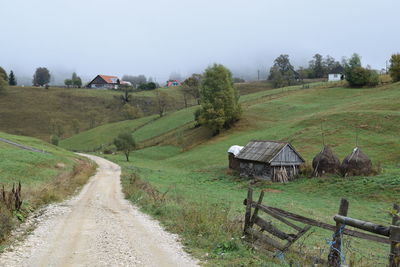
xmin=271 ymin=145 xmax=304 ymax=166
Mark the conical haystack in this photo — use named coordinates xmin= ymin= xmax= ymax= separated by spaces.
xmin=340 ymin=147 xmax=372 ymax=177
xmin=312 ymin=145 xmax=341 ymax=176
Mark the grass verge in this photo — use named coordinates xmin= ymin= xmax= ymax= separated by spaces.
xmin=0 ymin=132 xmax=96 ymax=249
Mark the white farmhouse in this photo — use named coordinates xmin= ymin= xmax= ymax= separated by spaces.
xmin=328 ymin=66 xmax=345 ymax=82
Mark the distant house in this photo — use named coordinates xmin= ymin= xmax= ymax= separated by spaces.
xmin=166 ymin=80 xmax=181 ymax=87
xmin=87 ymin=75 xmax=122 ymax=89
xmin=235 ymin=140 xmax=305 ymax=182
xmin=328 ymin=66 xmax=345 ymax=82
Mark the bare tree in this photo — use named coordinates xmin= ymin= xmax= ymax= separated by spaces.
xmin=154 ymin=89 xmax=168 ymax=117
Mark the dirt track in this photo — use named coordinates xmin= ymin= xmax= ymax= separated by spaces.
xmin=0 ymin=154 xmax=198 ymax=267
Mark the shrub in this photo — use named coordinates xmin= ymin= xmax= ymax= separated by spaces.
xmin=367 ymin=69 xmax=380 ymax=86
xmin=50 ymin=135 xmax=59 ymax=146
xmin=344 ymin=53 xmax=380 ymax=87
xmin=122 ymin=104 xmax=142 ymax=120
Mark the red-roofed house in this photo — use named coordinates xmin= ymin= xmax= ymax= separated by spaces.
xmin=166 ymin=80 xmax=181 ymax=87
xmin=87 ymin=75 xmax=122 ymax=89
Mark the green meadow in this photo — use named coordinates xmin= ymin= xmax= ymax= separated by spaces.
xmin=69 ymin=81 xmax=399 ymax=266
xmin=29 ymin=81 xmax=400 ymax=265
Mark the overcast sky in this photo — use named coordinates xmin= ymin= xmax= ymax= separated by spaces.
xmin=1 ymin=0 xmax=399 ymax=84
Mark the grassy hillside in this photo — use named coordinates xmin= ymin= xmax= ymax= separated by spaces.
xmin=0 ymin=86 xmax=188 ymax=141
xmin=0 ymin=81 xmax=288 ymax=142
xmin=91 ymin=81 xmax=399 ymax=266
xmin=60 ymin=106 xmax=199 ymax=151
xmin=59 ymin=115 xmax=158 ymax=151
xmin=0 ymin=132 xmax=95 ymax=246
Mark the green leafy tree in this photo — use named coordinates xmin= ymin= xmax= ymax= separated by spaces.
xmin=269 ymin=65 xmax=285 ymax=88
xmin=181 ymin=73 xmax=202 ymax=105
xmin=389 ymin=54 xmax=400 ymax=82
xmin=197 ymin=64 xmax=241 ymax=135
xmin=64 ymin=79 xmax=73 ymax=88
xmin=0 ymin=67 xmax=8 ymax=81
xmin=0 ymin=76 xmax=7 ymax=94
xmin=8 ymin=70 xmax=16 ymax=86
xmin=323 ymin=55 xmax=342 ymax=74
xmin=65 ymin=72 xmax=82 ymax=88
xmin=309 ymin=53 xmax=325 ymax=78
xmin=344 ymin=54 xmax=379 ymax=87
xmin=269 ymin=54 xmax=296 ymax=87
xmin=71 ymin=72 xmax=82 ymax=88
xmin=33 ymin=67 xmax=50 ymax=86
xmin=114 ymin=132 xmax=136 ymax=161
xmin=49 ymin=118 xmax=65 ymax=137
xmin=138 ymin=82 xmax=157 ymax=90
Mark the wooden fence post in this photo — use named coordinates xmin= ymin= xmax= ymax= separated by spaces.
xmin=328 ymin=198 xmax=349 ymax=267
xmin=250 ymin=190 xmax=265 ymax=228
xmin=389 ymin=204 xmax=400 ymax=267
xmin=243 ymin=187 xmax=253 ymax=235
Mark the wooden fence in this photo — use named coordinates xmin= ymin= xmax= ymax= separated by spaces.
xmin=243 ymin=188 xmax=400 ymax=267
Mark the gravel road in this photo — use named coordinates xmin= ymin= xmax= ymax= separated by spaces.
xmin=0 ymin=154 xmax=199 ymax=267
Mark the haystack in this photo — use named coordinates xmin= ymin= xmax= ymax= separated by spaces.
xmin=312 ymin=145 xmax=341 ymax=176
xmin=340 ymin=147 xmax=372 ymax=177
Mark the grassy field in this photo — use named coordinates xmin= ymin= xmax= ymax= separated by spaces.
xmin=92 ymin=81 xmax=400 ymax=266
xmin=0 ymin=132 xmax=95 ymax=247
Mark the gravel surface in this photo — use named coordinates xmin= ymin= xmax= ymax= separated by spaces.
xmin=0 ymin=154 xmax=199 ymax=267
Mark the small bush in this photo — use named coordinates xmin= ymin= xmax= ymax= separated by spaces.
xmin=122 ymin=104 xmax=142 ymax=120
xmin=367 ymin=69 xmax=380 ymax=86
xmin=50 ymin=135 xmax=59 ymax=146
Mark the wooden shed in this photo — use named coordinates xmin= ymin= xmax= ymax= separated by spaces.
xmin=236 ymin=140 xmax=305 ymax=182
xmin=227 ymin=145 xmax=243 ymax=171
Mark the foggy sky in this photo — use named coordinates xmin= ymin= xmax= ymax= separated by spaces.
xmin=1 ymin=0 xmax=399 ymax=84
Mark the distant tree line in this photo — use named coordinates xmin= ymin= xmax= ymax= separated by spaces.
xmin=267 ymin=52 xmax=400 ymax=88
xmin=121 ymin=74 xmax=159 ymax=90
xmin=64 ymin=72 xmax=82 ymax=88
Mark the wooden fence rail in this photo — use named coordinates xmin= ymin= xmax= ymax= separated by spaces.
xmin=243 ymin=188 xmax=400 ymax=267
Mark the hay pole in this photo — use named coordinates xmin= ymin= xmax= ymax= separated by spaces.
xmin=355 ymin=126 xmax=359 ymax=148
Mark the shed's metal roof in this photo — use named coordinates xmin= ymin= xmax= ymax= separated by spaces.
xmin=236 ymin=140 xmax=287 ymax=163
